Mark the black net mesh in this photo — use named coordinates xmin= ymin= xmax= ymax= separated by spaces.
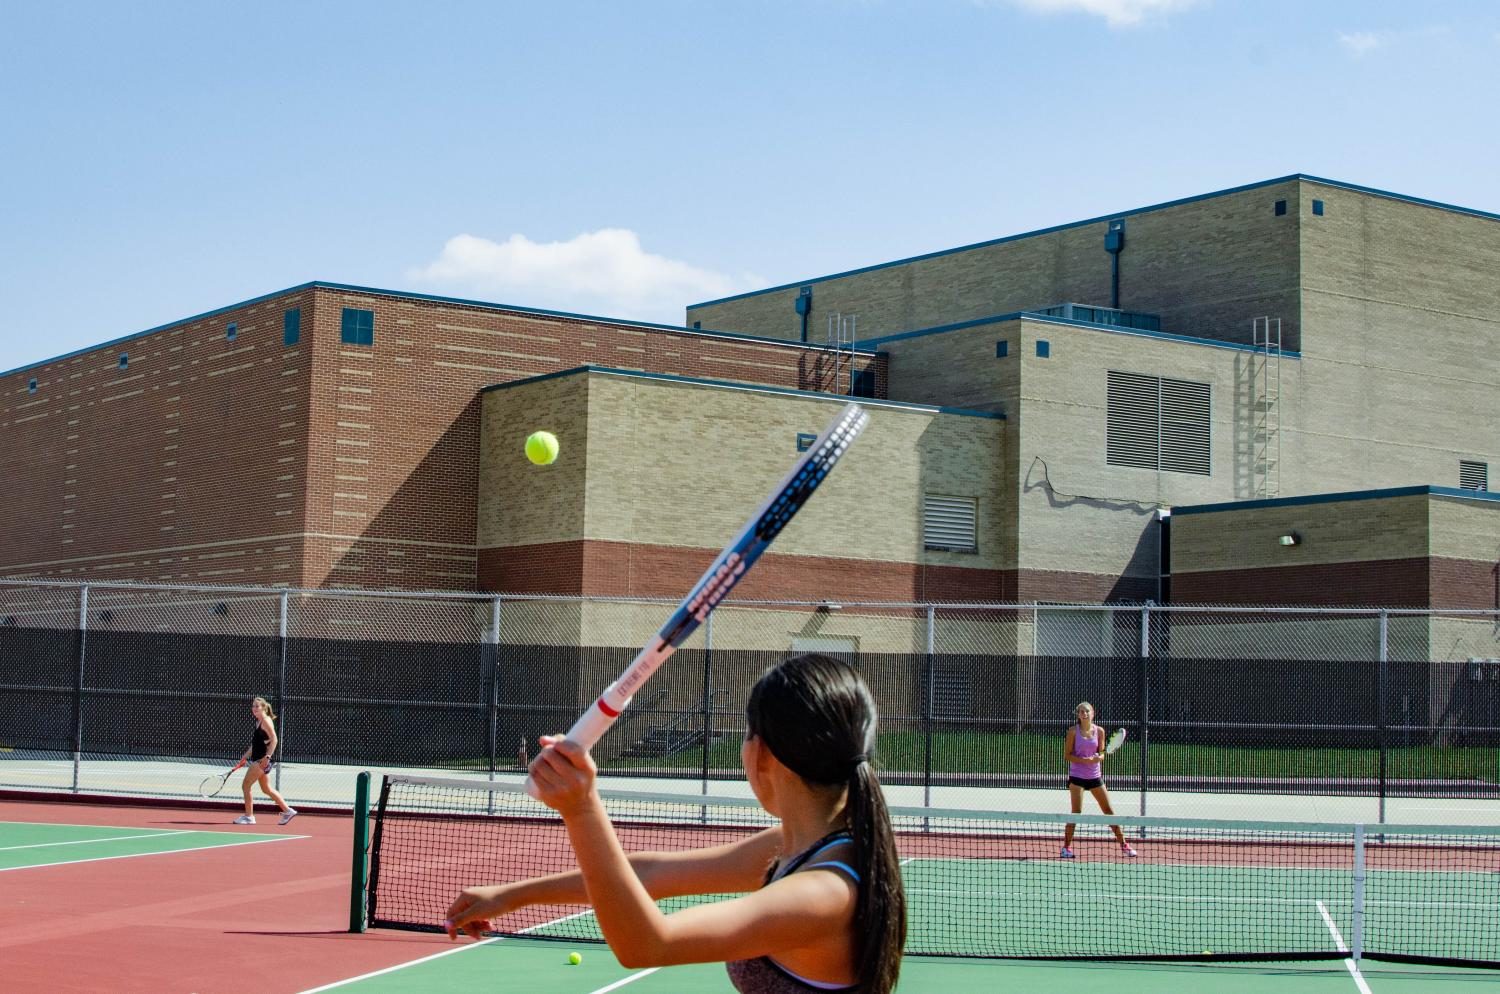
xmin=365 ymin=775 xmax=1500 ymax=967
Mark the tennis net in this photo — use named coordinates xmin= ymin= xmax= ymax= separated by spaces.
xmin=356 ymin=773 xmax=1499 ymax=967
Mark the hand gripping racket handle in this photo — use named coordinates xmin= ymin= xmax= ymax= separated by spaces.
xmin=525 ymin=402 xmax=868 ymax=799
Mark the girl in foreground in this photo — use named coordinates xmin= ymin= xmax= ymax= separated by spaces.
xmin=446 ymin=653 xmax=908 ymax=994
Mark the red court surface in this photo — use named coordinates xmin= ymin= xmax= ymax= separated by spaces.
xmin=1 ymin=797 xmax=457 ymax=994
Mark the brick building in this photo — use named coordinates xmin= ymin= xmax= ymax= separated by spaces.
xmin=687 ymin=174 xmax=1500 ymax=611
xmin=0 ymin=284 xmax=884 ymax=592
xmin=3 ymin=174 xmax=1498 ymax=613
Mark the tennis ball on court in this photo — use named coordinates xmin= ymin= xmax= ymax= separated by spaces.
xmin=1203 ymin=949 xmax=1213 ymax=955
xmin=525 ymin=430 xmax=559 ymax=466
xmin=568 ymin=951 xmax=582 ymax=965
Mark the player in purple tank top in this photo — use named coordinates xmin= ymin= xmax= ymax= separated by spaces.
xmin=1061 ymin=702 xmax=1136 ymax=859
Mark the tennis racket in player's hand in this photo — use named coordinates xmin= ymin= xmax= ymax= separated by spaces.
xmin=527 ymin=735 xmax=598 ymax=815
xmin=525 ymin=403 xmax=868 ymax=799
xmin=198 ymin=759 xmax=247 ymax=798
xmin=1102 ymin=727 xmax=1128 ymax=756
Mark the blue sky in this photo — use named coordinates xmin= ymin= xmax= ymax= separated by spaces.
xmin=3 ymin=0 xmax=1497 ymax=373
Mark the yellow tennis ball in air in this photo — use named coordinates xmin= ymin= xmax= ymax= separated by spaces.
xmin=568 ymin=951 xmax=582 ymax=965
xmin=525 ymin=431 xmax=559 ymax=466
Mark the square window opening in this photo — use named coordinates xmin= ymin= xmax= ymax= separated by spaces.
xmin=340 ymin=308 xmax=375 ymax=346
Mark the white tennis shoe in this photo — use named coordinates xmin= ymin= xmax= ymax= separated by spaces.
xmin=233 ymin=814 xmax=256 ymax=825
xmin=278 ymin=809 xmax=298 ymax=826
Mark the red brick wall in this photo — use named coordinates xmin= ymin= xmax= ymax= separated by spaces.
xmin=0 ymin=290 xmax=315 ymax=586
xmin=1429 ymin=556 xmax=1499 ymax=610
xmin=1171 ymin=558 xmax=1432 ymax=608
xmin=1015 ymin=568 xmax=1157 ymax=605
xmin=298 ymin=286 xmax=886 ymax=590
xmin=478 ymin=540 xmax=1011 ymax=603
xmin=1 ymin=283 xmax=886 ymax=591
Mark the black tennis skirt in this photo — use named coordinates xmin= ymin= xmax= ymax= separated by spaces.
xmin=1067 ymin=775 xmax=1103 ymax=790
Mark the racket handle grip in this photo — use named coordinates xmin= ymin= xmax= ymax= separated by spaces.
xmin=523 ymin=688 xmax=631 ymax=800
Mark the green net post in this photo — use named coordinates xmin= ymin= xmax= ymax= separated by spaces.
xmin=350 ymin=771 xmax=371 ymax=933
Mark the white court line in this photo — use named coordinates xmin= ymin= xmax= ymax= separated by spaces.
xmin=1315 ymin=899 xmax=1373 ymax=994
xmin=586 ymin=969 xmax=661 ymax=993
xmin=294 ymin=909 xmax=658 ymax=994
xmin=294 ymin=937 xmax=506 ymax=993
xmin=0 ymin=829 xmax=189 ymax=851
xmin=0 ymin=833 xmax=305 ymax=872
xmin=1 ymin=818 xmax=193 ymax=830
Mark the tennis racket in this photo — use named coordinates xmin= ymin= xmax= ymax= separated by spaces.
xmin=198 ymin=760 xmax=247 ymax=798
xmin=526 ymin=402 xmax=869 ymax=797
xmin=1103 ymin=727 xmax=1128 ymax=755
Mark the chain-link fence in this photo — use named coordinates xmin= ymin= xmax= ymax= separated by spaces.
xmin=2 ymin=580 xmax=1497 ymax=817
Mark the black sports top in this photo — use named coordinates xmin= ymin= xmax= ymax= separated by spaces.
xmin=724 ymin=830 xmax=860 ymax=993
xmin=250 ymin=722 xmax=272 ymax=761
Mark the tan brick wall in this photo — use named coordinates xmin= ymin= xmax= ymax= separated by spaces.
xmin=687 ymin=179 xmax=1303 ymax=349
xmin=1427 ymin=494 xmax=1500 ymax=561
xmin=476 ymin=368 xmax=1007 ymax=598
xmin=1170 ymin=492 xmax=1500 ymax=612
xmin=1289 ymin=180 xmax=1500 ymax=496
xmin=477 ymin=373 xmax=591 ymax=549
xmin=1013 ymin=317 xmax=1242 ymax=593
xmin=1172 ymin=495 xmax=1431 ymax=573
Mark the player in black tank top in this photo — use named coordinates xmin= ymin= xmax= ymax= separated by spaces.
xmin=233 ymin=696 xmax=297 ymax=826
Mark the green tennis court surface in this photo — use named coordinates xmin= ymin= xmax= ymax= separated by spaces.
xmin=305 ymin=935 xmax=1492 ymax=993
xmin=0 ymin=820 xmax=298 ymax=870
xmin=502 ymin=856 xmax=1498 ymax=962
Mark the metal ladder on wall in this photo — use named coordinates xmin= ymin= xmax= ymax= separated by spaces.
xmin=827 ymin=312 xmax=857 ymax=395
xmin=1252 ymin=316 xmax=1282 ymax=498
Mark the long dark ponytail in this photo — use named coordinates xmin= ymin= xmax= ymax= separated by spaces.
xmin=746 ymin=653 xmax=906 ymax=994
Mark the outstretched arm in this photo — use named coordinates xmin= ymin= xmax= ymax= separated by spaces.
xmin=445 ymin=827 xmax=782 ymax=939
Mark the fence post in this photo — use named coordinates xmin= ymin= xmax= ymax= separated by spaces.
xmin=72 ymin=584 xmax=89 ymax=793
xmin=700 ymin=612 xmax=715 ymax=795
xmin=1138 ymin=601 xmax=1152 ymax=820
xmin=1377 ymin=610 xmax=1389 ymax=826
xmin=918 ymin=605 xmax=930 ymax=809
xmin=489 ymin=597 xmax=501 ymax=794
xmin=276 ymin=591 xmax=288 ymax=792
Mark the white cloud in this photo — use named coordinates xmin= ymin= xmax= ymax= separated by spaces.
xmin=998 ymin=0 xmax=1203 ymax=28
xmin=1338 ymin=24 xmax=1451 ymax=57
xmin=408 ymin=229 xmax=761 ymax=327
xmin=1338 ymin=31 xmax=1385 ymax=56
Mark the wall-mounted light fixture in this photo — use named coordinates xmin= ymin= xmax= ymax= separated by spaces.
xmin=819 ymin=600 xmax=843 ymax=612
xmin=1278 ymin=532 xmax=1302 ymax=547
